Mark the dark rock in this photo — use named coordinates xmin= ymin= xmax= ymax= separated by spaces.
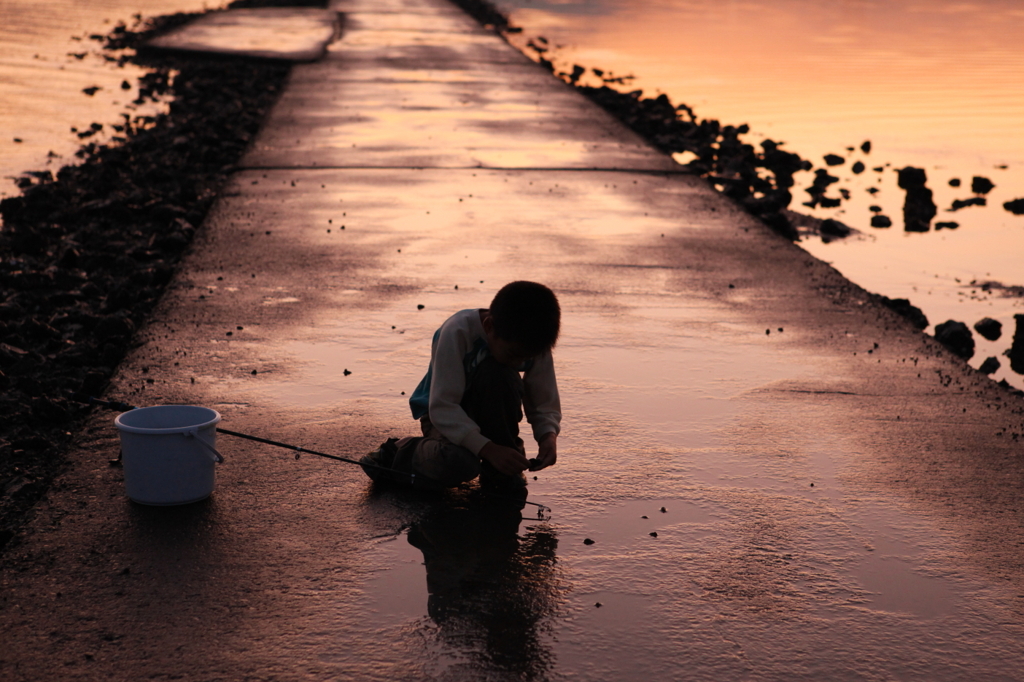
xmin=851 ymin=161 xmax=865 ymax=174
xmin=820 ymin=219 xmax=851 ymax=237
xmin=58 ymin=247 xmax=81 ymax=269
xmin=18 ymin=375 xmax=44 ymax=397
xmin=897 ymin=167 xmax=936 ymax=232
xmin=4 ymin=477 xmax=40 ymax=499
xmin=974 ymin=317 xmax=1002 ymax=341
xmin=979 ymin=356 xmax=1000 ymax=375
xmin=446 ymin=0 xmax=513 ymax=32
xmin=1009 ymin=315 xmax=1024 ymax=375
xmin=1004 ymin=198 xmax=1024 ymax=215
xmin=878 ymin=296 xmax=929 ymax=330
xmin=951 ymin=197 xmax=986 ymax=211
xmin=566 ymin=64 xmax=586 ymax=84
xmin=870 ymin=215 xmax=892 ymax=228
xmin=10 ymin=436 xmax=52 ymax=452
xmin=861 ymin=140 xmax=871 ymax=153
xmin=898 ymin=166 xmax=927 ymax=187
xmin=153 ymin=230 xmax=190 ymax=251
xmin=760 ymin=141 xmax=809 ymax=189
xmin=100 ymin=342 xmax=124 ymax=367
xmin=824 ymin=154 xmax=845 ymax=166
xmin=935 ymin=221 xmax=959 ymax=230
xmin=971 ymin=176 xmax=995 ymax=195
xmin=760 ymin=212 xmax=798 ymax=241
xmin=583 ymin=538 xmax=595 ymax=545
xmin=30 ymin=397 xmax=69 ymax=423
xmin=80 ymin=371 xmax=109 ymax=395
xmin=743 ymin=189 xmax=792 ymax=216
xmin=573 ymin=84 xmax=808 ymax=210
xmin=934 ymin=320 xmax=975 ymax=360
xmin=0 ymin=343 xmax=33 ymax=369
xmin=949 ymin=178 xmax=961 ymax=187
xmin=0 ymin=302 xmax=25 ymax=321
xmin=17 ymin=318 xmax=60 ymax=342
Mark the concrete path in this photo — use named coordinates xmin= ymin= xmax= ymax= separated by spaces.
xmin=3 ymin=0 xmax=1024 ymax=679
xmin=148 ymin=8 xmax=342 ymax=62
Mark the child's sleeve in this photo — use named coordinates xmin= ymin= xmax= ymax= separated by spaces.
xmin=523 ymin=350 xmax=561 ymax=442
xmin=427 ymin=318 xmax=491 ymax=455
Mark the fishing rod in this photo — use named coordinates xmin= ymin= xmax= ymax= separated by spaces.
xmin=75 ymin=394 xmax=552 ymax=516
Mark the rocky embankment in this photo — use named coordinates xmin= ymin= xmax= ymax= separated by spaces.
xmin=0 ymin=9 xmax=297 ymax=550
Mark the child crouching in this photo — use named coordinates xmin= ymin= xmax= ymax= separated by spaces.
xmin=362 ymin=281 xmax=561 ymax=492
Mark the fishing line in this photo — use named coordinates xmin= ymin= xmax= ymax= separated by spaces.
xmin=75 ymin=394 xmax=552 ymax=517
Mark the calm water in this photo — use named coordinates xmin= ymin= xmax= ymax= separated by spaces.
xmin=1 ymin=0 xmax=1023 ymax=386
xmin=498 ymin=0 xmax=1024 ymax=386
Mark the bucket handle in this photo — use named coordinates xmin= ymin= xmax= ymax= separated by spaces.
xmin=183 ymin=429 xmax=225 ymax=463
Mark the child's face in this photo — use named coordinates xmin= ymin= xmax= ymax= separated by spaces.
xmin=487 ymin=334 xmax=532 ymax=368
xmin=481 ymin=310 xmax=535 ymax=367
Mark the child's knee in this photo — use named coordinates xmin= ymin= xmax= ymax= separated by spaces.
xmin=413 ymin=437 xmax=480 ymax=487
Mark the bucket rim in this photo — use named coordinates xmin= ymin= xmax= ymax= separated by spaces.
xmin=115 ymin=404 xmax=222 ymax=434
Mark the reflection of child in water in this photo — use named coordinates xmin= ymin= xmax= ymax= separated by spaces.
xmin=407 ymin=502 xmax=560 ymax=675
xmin=361 ymin=281 xmax=562 ymax=493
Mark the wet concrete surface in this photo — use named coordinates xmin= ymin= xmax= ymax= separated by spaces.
xmin=3 ymin=0 xmax=1024 ymax=679
xmin=148 ymin=8 xmax=341 ymax=62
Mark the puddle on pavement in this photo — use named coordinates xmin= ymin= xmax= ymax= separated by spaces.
xmin=854 ymin=555 xmax=955 ymax=619
xmin=570 ymin=498 xmax=712 ymax=549
xmin=262 ymin=301 xmax=814 ymax=455
xmin=362 ymin=507 xmax=565 ymax=679
xmin=567 ymin=590 xmax=651 ymax=621
xmin=363 ymin=532 xmax=427 ymax=625
xmin=257 ymin=286 xmax=989 ymax=655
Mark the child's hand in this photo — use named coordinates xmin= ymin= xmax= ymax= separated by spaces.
xmin=479 ymin=441 xmax=530 ymax=477
xmin=531 ymin=433 xmax=557 ymax=471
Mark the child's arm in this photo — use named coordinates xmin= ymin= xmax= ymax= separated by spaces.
xmin=532 ymin=432 xmax=557 ymax=470
xmin=523 ymin=350 xmax=561 ymax=469
xmin=427 ymin=320 xmax=491 ymax=454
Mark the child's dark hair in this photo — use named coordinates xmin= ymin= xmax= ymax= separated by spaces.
xmin=489 ymin=281 xmax=560 ymax=355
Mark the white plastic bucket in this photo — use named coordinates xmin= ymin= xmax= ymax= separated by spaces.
xmin=115 ymin=405 xmax=224 ymax=505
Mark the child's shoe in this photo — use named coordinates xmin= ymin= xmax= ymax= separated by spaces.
xmin=359 ymin=438 xmax=399 ymax=482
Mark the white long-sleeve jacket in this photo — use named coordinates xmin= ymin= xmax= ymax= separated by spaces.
xmin=408 ymin=308 xmax=561 ymax=455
